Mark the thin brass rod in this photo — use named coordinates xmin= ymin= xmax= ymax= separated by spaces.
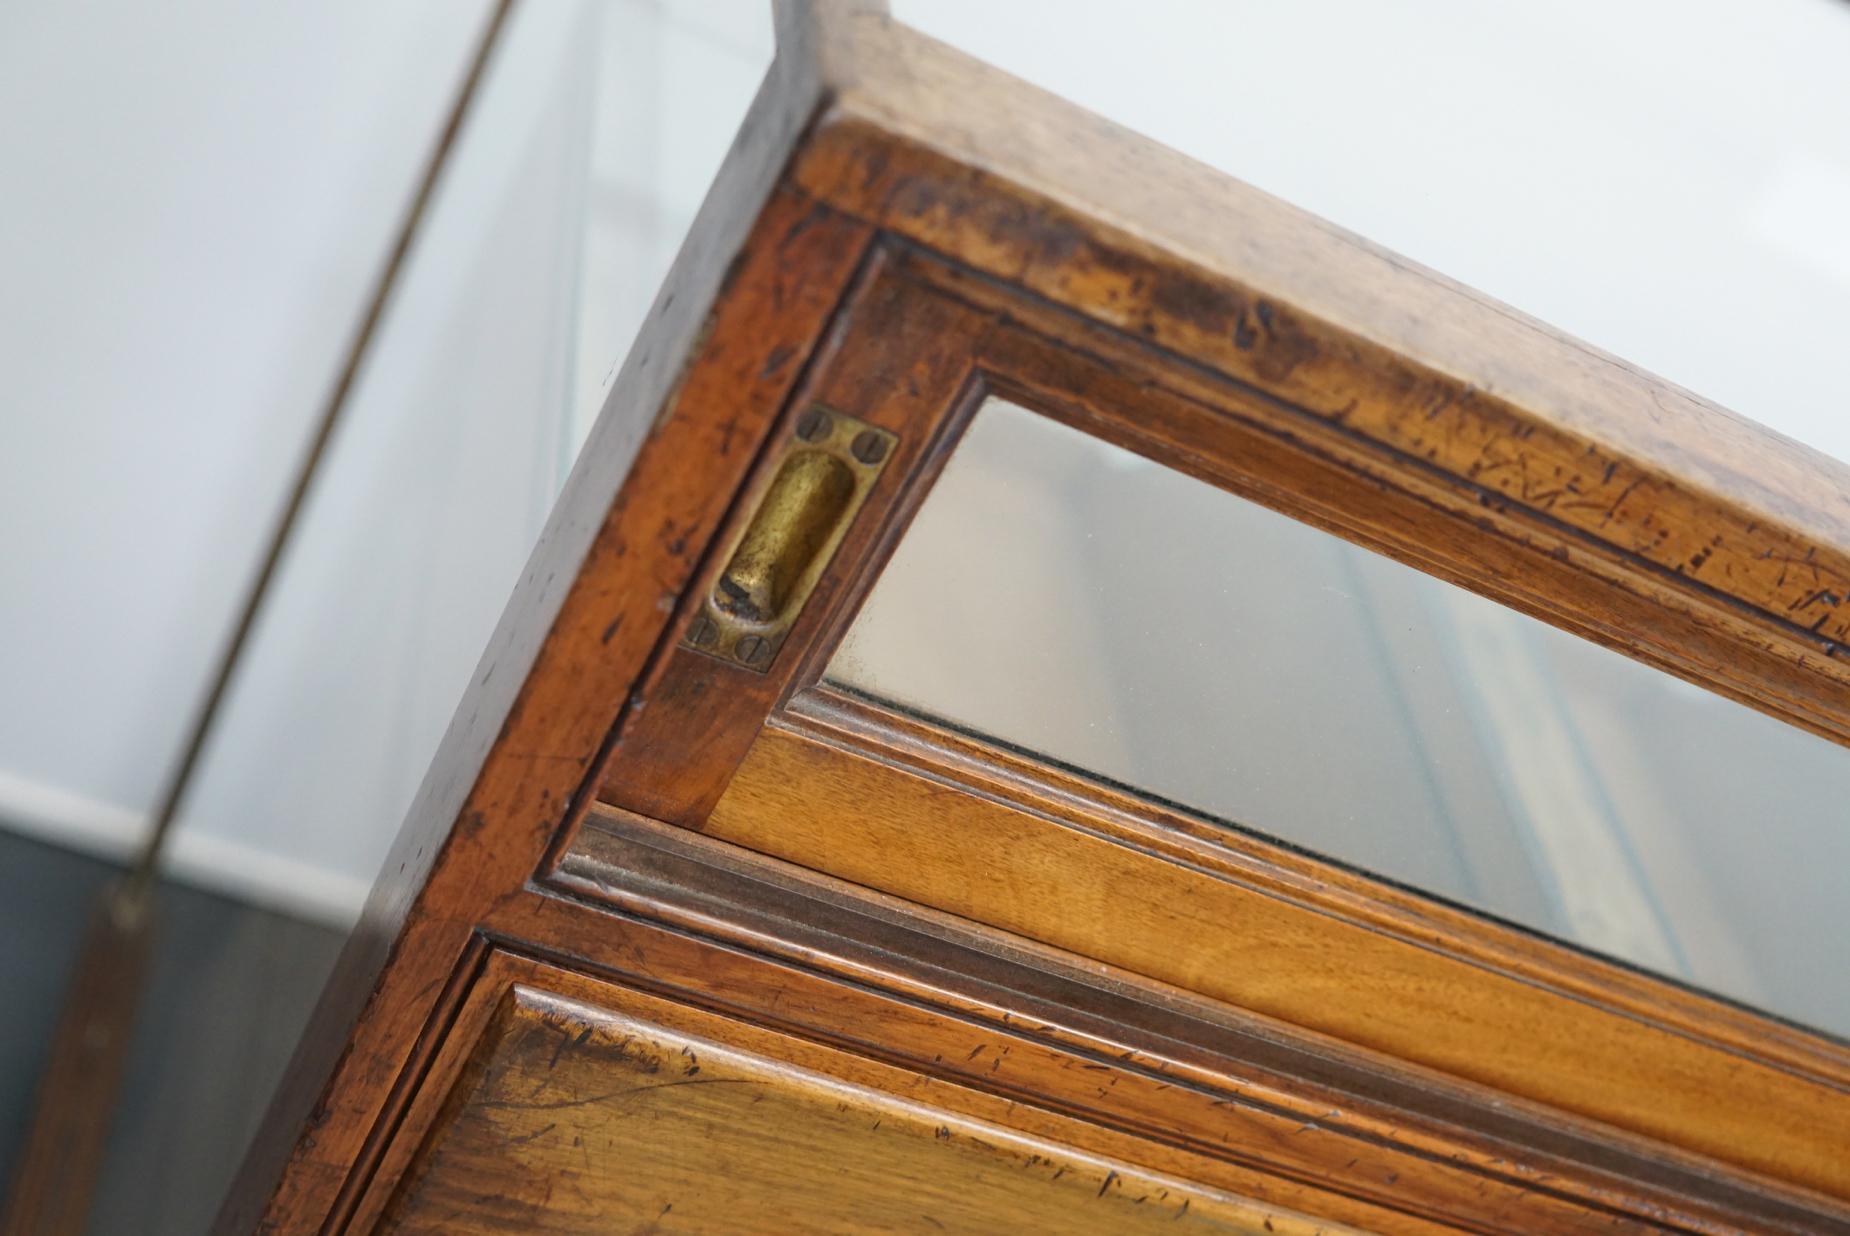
xmin=127 ymin=0 xmax=519 ymax=899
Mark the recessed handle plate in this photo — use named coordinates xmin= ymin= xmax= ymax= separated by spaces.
xmin=681 ymin=405 xmax=895 ymax=672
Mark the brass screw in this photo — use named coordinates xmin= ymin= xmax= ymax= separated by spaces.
xmin=795 ymin=408 xmax=832 ymax=442
xmin=687 ymin=613 xmax=718 ymax=648
xmin=850 ymin=430 xmax=888 ymax=465
xmin=734 ymin=634 xmax=770 ymax=666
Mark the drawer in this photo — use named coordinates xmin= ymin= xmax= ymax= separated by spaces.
xmin=367 ymin=950 xmax=1367 ymax=1235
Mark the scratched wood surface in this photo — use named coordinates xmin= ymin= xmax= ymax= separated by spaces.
xmin=216 ymin=121 xmax=878 ymax=1236
xmin=702 ymin=723 xmax=1850 ymax=1201
xmin=593 ymin=257 xmax=991 ymax=828
xmin=382 ymin=984 xmax=1353 ymax=1235
xmin=589 ymin=246 xmax=1850 ymax=1210
xmin=814 ymin=252 xmax=1850 ymax=1082
xmin=225 ymin=3 xmax=1850 ymax=1232
xmin=547 ymin=812 xmax=1844 ymax=1235
xmin=793 ymin=10 xmax=1850 ymax=747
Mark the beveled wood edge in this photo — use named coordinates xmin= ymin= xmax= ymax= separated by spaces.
xmin=219 ymin=7 xmax=1850 ymax=1230
xmin=795 ymin=7 xmax=1850 ymax=705
xmin=541 ymin=812 xmax=1848 ymax=1235
xmin=578 ymin=247 xmax=1850 ymax=1205
xmin=754 ymin=254 xmax=1850 ymax=1097
xmin=330 ymin=937 xmax=498 ymax=1235
xmin=354 ymin=944 xmax=1379 ymax=1235
xmin=704 ymin=720 xmax=1850 ymax=1202
xmin=786 ymin=682 xmax=1850 ymax=1098
xmin=912 ymin=252 xmax=1850 ymax=751
xmin=421 ymin=977 xmax=1364 ymax=1235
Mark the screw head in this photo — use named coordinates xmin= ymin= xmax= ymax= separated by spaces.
xmin=687 ymin=613 xmax=719 ymax=648
xmin=733 ymin=634 xmax=770 ymax=666
xmin=850 ymin=429 xmax=888 ymax=465
xmin=795 ymin=408 xmax=832 ymax=442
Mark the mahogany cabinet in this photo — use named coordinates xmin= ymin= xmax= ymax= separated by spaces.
xmin=219 ymin=4 xmax=1850 ymax=1231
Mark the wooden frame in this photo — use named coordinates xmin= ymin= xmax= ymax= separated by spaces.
xmin=366 ymin=949 xmax=1372 ymax=1234
xmin=588 ymin=243 xmax=1850 ymax=1202
xmin=221 ymin=4 xmax=1850 ymax=1232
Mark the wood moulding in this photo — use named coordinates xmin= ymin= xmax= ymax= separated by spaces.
xmin=224 ymin=4 xmax=1850 ymax=1232
xmin=542 ymin=811 xmax=1850 ymax=1235
xmin=353 ymin=901 xmax=1841 ymax=1236
xmin=369 ymin=949 xmax=1370 ymax=1235
xmin=791 ymin=9 xmax=1850 ymax=746
xmin=698 ymin=709 xmax=1850 ymax=1200
xmin=216 ymin=160 xmax=878 ymax=1236
xmin=588 ymin=243 xmax=1850 ymax=1205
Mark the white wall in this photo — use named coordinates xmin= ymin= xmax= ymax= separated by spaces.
xmin=0 ymin=0 xmax=769 ymax=923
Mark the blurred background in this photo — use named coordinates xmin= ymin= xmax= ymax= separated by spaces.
xmin=0 ymin=1 xmax=771 ymax=1230
xmin=3 ymin=0 xmax=1849 ymax=1230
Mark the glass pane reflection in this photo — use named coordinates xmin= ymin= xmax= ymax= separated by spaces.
xmin=829 ymin=399 xmax=1850 ymax=1039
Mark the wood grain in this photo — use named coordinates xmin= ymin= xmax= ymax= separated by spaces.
xmin=224 ymin=4 xmax=1850 ymax=1232
xmin=549 ymin=810 xmax=1847 ymax=1235
xmin=594 ymin=257 xmax=990 ymax=825
xmin=383 ymin=983 xmax=1355 ymax=1234
xmin=788 ymin=685 xmax=1850 ymax=1104
xmin=792 ymin=9 xmax=1850 ymax=744
xmin=703 ymin=721 xmax=1850 ymax=1201
xmin=948 ymin=253 xmax=1850 ymax=752
xmin=586 ymin=252 xmax=1850 ymax=1208
xmin=351 ymin=939 xmax=1455 ymax=1235
xmin=216 ymin=169 xmax=875 ymax=1236
xmin=838 ymin=258 xmax=1850 ymax=1088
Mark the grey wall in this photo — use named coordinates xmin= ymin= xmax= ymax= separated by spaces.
xmin=0 ymin=829 xmax=344 ymax=1236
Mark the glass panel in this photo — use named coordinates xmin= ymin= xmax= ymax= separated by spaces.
xmin=892 ymin=0 xmax=1850 ymax=466
xmin=0 ymin=2 xmax=769 ymax=1222
xmin=571 ymin=0 xmax=775 ymax=449
xmin=829 ymin=399 xmax=1850 ymax=1038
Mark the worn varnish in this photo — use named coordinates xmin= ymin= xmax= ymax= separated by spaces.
xmin=367 ymin=938 xmax=1817 ymax=1235
xmin=792 ymin=14 xmax=1850 ymax=747
xmin=546 ymin=812 xmax=1841 ymax=1235
xmin=383 ymin=979 xmax=1352 ymax=1235
xmin=590 ymin=249 xmax=1850 ymax=1207
xmin=223 ymin=2 xmax=1850 ymax=1232
xmin=702 ymin=720 xmax=1850 ymax=1198
xmin=217 ymin=179 xmax=877 ymax=1236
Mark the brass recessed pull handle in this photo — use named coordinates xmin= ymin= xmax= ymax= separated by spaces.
xmin=716 ymin=450 xmax=855 ymax=624
xmin=683 ymin=406 xmax=895 ymax=671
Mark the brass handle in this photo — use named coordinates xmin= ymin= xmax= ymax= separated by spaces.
xmin=683 ymin=407 xmax=895 ymax=671
xmin=714 ymin=450 xmax=855 ymax=625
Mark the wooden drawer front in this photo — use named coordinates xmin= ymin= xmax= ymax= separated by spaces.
xmin=379 ymin=965 xmax=1344 ymax=1235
